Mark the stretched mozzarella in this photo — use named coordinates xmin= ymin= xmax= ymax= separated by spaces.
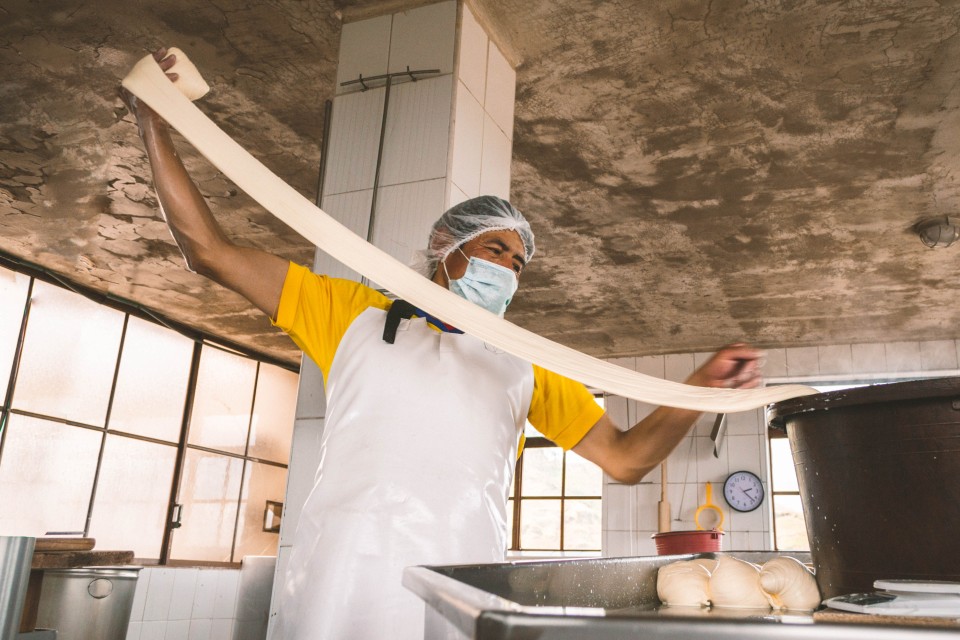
xmin=656 ymin=560 xmax=712 ymax=607
xmin=121 ymin=49 xmax=819 ymax=413
xmin=709 ymin=556 xmax=772 ymax=609
xmin=759 ymin=556 xmax=821 ymax=611
xmin=165 ymin=47 xmax=210 ymax=101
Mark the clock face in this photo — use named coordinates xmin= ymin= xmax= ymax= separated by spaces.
xmin=723 ymin=471 xmax=765 ymax=512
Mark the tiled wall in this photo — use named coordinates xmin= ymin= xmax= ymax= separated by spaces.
xmin=313 ymin=0 xmax=517 ymax=281
xmin=125 ymin=557 xmax=274 ymax=640
xmin=600 ymin=339 xmax=960 ymax=558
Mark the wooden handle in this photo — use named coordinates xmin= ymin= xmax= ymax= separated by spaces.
xmin=658 ymin=462 xmax=671 ymax=532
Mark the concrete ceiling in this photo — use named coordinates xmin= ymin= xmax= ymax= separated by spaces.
xmin=3 ymin=0 xmax=959 ymax=368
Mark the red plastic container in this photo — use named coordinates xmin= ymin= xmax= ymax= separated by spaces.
xmin=652 ymin=530 xmax=723 ymax=555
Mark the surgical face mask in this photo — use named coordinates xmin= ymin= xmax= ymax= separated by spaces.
xmin=444 ymin=249 xmax=519 ymax=317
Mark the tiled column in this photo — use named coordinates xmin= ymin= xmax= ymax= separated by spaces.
xmin=267 ymin=2 xmax=517 ymax=635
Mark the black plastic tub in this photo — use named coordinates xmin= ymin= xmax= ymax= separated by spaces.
xmin=768 ymin=377 xmax=960 ymax=599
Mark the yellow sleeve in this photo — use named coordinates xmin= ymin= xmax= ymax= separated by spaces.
xmin=527 ymin=365 xmax=605 ymax=450
xmin=271 ymin=262 xmax=390 ymax=381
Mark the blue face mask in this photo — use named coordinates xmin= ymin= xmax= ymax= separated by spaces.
xmin=445 ymin=250 xmax=519 ymax=317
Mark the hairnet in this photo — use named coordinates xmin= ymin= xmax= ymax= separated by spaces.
xmin=412 ymin=196 xmax=536 ymax=278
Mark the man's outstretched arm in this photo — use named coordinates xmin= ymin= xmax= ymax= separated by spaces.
xmin=572 ymin=344 xmax=764 ymax=483
xmin=122 ymin=48 xmax=289 ymax=319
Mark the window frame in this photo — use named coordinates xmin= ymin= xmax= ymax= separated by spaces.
xmin=508 ymin=395 xmax=605 ymax=554
xmin=0 ymin=254 xmax=297 ymax=567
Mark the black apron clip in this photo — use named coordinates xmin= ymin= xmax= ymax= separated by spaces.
xmin=382 ymin=299 xmax=417 ymax=344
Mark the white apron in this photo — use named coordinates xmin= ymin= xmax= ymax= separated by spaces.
xmin=275 ymin=307 xmax=534 ymax=640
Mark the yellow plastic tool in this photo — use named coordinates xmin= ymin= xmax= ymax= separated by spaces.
xmin=694 ymin=482 xmax=724 ymax=531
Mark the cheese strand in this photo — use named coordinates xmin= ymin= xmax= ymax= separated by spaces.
xmin=122 ymin=50 xmax=817 ymax=412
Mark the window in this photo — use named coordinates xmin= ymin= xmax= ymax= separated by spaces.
xmin=507 ymin=397 xmax=604 ymax=553
xmin=0 ymin=261 xmax=297 ymax=565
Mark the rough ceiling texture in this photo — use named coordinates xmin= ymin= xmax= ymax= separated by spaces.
xmin=2 ymin=0 xmax=960 ymax=367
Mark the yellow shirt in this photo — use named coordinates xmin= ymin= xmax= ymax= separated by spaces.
xmin=273 ymin=262 xmax=603 ymax=450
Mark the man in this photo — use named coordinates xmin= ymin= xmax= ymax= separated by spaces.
xmin=122 ymin=48 xmax=763 ymax=639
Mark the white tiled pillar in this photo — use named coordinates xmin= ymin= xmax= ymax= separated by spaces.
xmin=313 ymin=0 xmax=517 ymax=280
xmin=267 ymin=3 xmax=518 ymax=637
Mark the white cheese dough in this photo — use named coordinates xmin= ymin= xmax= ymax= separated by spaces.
xmin=709 ymin=556 xmax=773 ymax=609
xmin=759 ymin=556 xmax=820 ymax=611
xmin=656 ymin=560 xmax=712 ymax=607
xmin=121 ymin=49 xmax=819 ymax=412
xmin=166 ymin=47 xmax=210 ymax=101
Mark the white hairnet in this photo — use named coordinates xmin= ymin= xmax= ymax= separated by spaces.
xmin=412 ymin=195 xmax=536 ymax=278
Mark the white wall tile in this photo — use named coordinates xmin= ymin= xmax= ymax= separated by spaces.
xmin=457 ymin=4 xmax=488 ymax=102
xmin=213 ymin=570 xmax=240 ymax=619
xmin=725 ymin=408 xmax=761 ymax=437
xmin=210 ymin=619 xmax=234 ymax=640
xmin=634 ymin=483 xmax=661 ymax=532
xmin=130 ymin=569 xmax=150 ymax=622
xmin=450 ymin=81 xmax=484 ymax=198
xmin=141 ymin=621 xmax=167 ymax=640
xmin=388 ymin=1 xmax=457 ymax=76
xmin=127 ymin=621 xmax=143 ymax=640
xmin=634 ymin=532 xmax=658 ymax=556
xmin=728 ymin=531 xmax=749 ymax=551
xmin=603 ymin=395 xmax=628 ymax=437
xmin=692 ymin=412 xmax=716 ymax=437
xmin=446 ymin=181 xmax=470 ymax=210
xmin=370 ymin=178 xmax=447 ymax=270
xmin=603 ymin=530 xmax=634 ymax=557
xmin=818 ymin=344 xmax=853 ymax=375
xmin=192 ymin=570 xmax=218 ymax=620
xmin=748 ymin=531 xmax=769 ymax=550
xmin=293 ymin=355 xmax=325 ymax=420
xmin=920 ymin=340 xmax=959 ymax=370
xmin=379 ymin=75 xmax=453 ymax=187
xmin=885 ymin=341 xmax=922 ymax=372
xmin=635 ymin=355 xmax=665 ymax=378
xmin=851 ymin=343 xmax=886 ymax=373
xmin=695 ymin=436 xmax=729 ymax=488
xmin=143 ymin=568 xmax=176 ymax=622
xmin=479 ymin=113 xmax=511 ymax=199
xmin=666 ymin=436 xmax=696 ymax=484
xmin=785 ymin=347 xmax=819 ymax=376
xmin=726 ymin=434 xmax=762 ymax=475
xmin=668 ymin=482 xmax=697 ymax=524
xmin=322 ymin=90 xmax=385 ymax=196
xmin=602 ymin=483 xmax=635 ymax=531
xmin=335 ymin=15 xmax=392 ymax=90
xmin=165 ymin=619 xmax=190 ymax=640
xmin=664 ymin=353 xmax=695 ymax=382
xmin=315 ymin=189 xmax=374 ymax=281
xmin=281 ymin=417 xmax=325 ymax=547
xmin=188 ymin=619 xmax=211 ymax=640
xmin=483 ymin=42 xmax=516 ymax=139
xmin=728 ymin=503 xmax=765 ymax=533
xmin=763 ymin=348 xmax=787 ymax=377
xmin=168 ymin=568 xmax=199 ymax=620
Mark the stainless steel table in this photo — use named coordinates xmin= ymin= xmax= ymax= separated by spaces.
xmin=404 ymin=552 xmax=960 ymax=640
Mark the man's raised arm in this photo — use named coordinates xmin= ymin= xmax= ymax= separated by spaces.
xmin=121 ymin=48 xmax=289 ymax=320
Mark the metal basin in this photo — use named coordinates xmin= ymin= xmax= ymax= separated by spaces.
xmin=404 ymin=552 xmax=960 ymax=640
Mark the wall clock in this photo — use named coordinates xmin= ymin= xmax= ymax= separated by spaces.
xmin=722 ymin=470 xmax=765 ymax=512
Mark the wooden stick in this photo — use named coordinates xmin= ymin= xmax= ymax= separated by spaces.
xmin=658 ymin=462 xmax=671 ymax=533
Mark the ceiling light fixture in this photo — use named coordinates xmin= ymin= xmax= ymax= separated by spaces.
xmin=914 ymin=216 xmax=960 ymax=248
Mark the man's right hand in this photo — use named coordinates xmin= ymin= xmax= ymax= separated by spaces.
xmin=120 ymin=48 xmax=179 ymax=138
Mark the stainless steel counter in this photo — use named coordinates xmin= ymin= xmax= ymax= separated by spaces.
xmin=403 ymin=552 xmax=960 ymax=640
